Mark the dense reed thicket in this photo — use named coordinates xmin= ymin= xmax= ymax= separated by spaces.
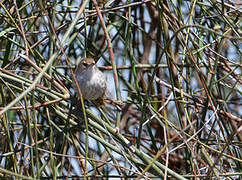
xmin=0 ymin=0 xmax=241 ymax=179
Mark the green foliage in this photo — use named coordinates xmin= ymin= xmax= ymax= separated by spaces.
xmin=0 ymin=0 xmax=241 ymax=179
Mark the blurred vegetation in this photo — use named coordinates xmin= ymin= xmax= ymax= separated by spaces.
xmin=0 ymin=0 xmax=241 ymax=179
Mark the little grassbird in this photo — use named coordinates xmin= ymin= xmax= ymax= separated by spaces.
xmin=73 ymin=58 xmax=106 ymax=105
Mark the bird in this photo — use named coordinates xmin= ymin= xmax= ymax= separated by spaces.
xmin=73 ymin=58 xmax=106 ymax=105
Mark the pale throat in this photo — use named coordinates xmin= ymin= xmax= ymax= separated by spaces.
xmin=86 ymin=66 xmax=95 ymax=78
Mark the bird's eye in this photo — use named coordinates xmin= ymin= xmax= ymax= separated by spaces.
xmin=82 ymin=62 xmax=88 ymax=67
